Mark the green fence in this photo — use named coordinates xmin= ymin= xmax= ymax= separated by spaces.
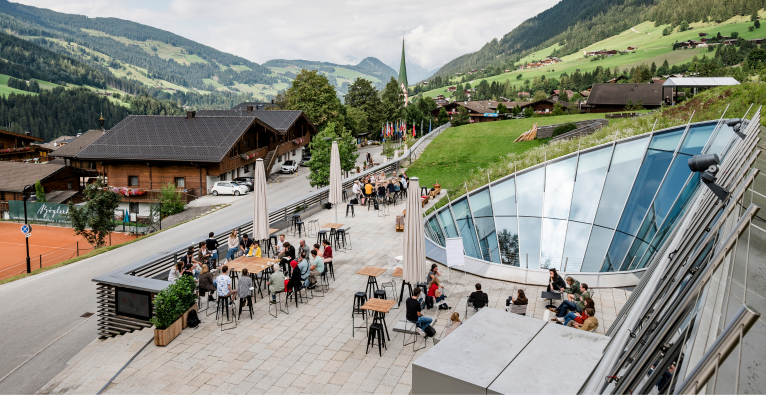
xmin=8 ymin=201 xmax=71 ymax=224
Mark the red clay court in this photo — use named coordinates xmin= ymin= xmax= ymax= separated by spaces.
xmin=0 ymin=222 xmax=139 ymax=280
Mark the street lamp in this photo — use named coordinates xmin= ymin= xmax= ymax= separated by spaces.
xmin=22 ymin=184 xmax=33 ymax=273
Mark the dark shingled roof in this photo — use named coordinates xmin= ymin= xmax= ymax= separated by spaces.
xmin=76 ymin=115 xmax=256 ymax=162
xmin=0 ymin=162 xmax=66 ymax=192
xmin=587 ymin=83 xmax=662 ymax=106
xmin=196 ymin=110 xmax=305 ymax=133
xmin=52 ymin=130 xmax=105 ymax=158
xmin=230 ymin=102 xmax=278 ymax=111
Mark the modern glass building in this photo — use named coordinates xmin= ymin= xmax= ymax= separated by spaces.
xmin=424 ymin=119 xmax=739 ymax=273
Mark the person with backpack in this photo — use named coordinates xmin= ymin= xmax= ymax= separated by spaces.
xmin=428 ymin=276 xmax=450 ymax=310
xmin=406 ymin=287 xmax=433 ymax=337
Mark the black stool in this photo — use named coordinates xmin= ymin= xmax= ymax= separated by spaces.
xmin=366 ymin=323 xmax=386 ymax=356
xmin=365 ymin=276 xmax=380 ymax=300
xmin=268 ymin=234 xmax=278 ymax=254
xmin=317 ymin=230 xmax=328 ymax=245
xmin=326 ymin=261 xmax=335 ymax=281
xmin=352 ymin=292 xmax=368 ymax=337
xmin=346 ymin=203 xmax=355 ymax=218
xmin=291 ymin=214 xmax=302 ymax=233
xmin=336 ymin=228 xmax=351 ymax=251
xmin=294 ymin=221 xmax=305 ymax=238
xmin=420 ymin=186 xmax=428 ymax=196
xmin=374 ymin=289 xmax=386 ymax=299
xmin=238 ymin=295 xmax=253 ymax=320
xmin=216 ymin=295 xmax=237 ymax=330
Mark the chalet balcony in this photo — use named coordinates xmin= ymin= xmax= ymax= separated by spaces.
xmin=219 ymin=147 xmax=269 ymax=175
xmin=109 ymin=187 xmax=199 ymax=204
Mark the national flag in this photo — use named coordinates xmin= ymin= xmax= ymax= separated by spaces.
xmin=429 ymin=119 xmax=432 ymax=134
xmin=413 ymin=124 xmax=416 ymax=137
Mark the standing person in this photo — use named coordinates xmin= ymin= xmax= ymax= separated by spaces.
xmin=547 ymin=268 xmax=566 ymax=292
xmin=406 ymin=287 xmax=432 ymax=337
xmin=226 ymin=230 xmax=239 ymax=262
xmin=205 ymin=232 xmax=219 ymax=268
xmin=400 ymin=175 xmax=408 ymax=197
xmin=309 ymin=249 xmax=324 ymax=288
xmin=215 ymin=265 xmax=237 ymax=306
xmin=239 ymin=233 xmax=254 ymax=257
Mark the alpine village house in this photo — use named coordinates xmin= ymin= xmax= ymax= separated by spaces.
xmin=67 ymin=105 xmax=316 ymax=217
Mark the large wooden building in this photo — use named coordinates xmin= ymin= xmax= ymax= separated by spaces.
xmin=0 ymin=129 xmax=52 ymax=162
xmin=0 ymin=162 xmax=92 ymax=216
xmin=585 ymin=83 xmax=663 ymax=112
xmin=73 ymin=108 xmax=315 ymax=216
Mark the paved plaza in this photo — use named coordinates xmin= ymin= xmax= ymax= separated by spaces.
xmin=38 ymin=195 xmax=629 ymax=394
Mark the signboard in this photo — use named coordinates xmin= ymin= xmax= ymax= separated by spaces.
xmin=20 ymin=224 xmax=31 ymax=234
xmin=8 ymin=201 xmax=70 ymax=223
xmin=115 ymin=287 xmax=152 ymax=320
xmin=446 ymin=238 xmax=465 ymax=268
xmin=483 ymin=113 xmax=499 ymax=117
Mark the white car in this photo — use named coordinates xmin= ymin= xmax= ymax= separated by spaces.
xmin=281 ymin=160 xmax=298 ymax=174
xmin=211 ymin=181 xmax=248 ymax=196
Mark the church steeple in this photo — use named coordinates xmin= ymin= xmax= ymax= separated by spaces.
xmin=398 ymin=37 xmax=408 ymax=90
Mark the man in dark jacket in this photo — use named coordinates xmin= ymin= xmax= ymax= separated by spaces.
xmin=468 ymin=283 xmax=489 ymax=311
xmin=406 ymin=288 xmax=432 ymax=337
xmin=205 ymin=232 xmax=219 ymax=268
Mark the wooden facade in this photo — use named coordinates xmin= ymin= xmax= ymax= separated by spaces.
xmin=0 ymin=129 xmax=52 ymax=162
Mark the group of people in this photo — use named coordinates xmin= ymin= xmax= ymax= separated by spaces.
xmin=352 ymin=172 xmax=408 ymax=205
xmin=547 ymin=268 xmax=599 ymax=332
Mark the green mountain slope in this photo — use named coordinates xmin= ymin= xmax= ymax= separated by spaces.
xmin=263 ymin=58 xmax=396 ymax=94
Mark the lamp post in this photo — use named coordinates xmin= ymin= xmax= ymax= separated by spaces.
xmin=22 ymin=184 xmax=33 ymax=273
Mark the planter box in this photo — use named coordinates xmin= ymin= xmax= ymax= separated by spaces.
xmin=181 ymin=303 xmax=198 ymax=329
xmin=154 ymin=317 xmax=182 ymax=346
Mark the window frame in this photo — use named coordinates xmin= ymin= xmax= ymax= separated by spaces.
xmin=128 ymin=175 xmax=139 ymax=187
xmin=175 ymin=177 xmax=185 ymax=188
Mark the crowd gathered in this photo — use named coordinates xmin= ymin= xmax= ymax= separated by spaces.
xmin=351 ymin=171 xmax=408 ymax=206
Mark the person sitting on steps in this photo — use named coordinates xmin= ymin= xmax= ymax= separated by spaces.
xmin=468 ymin=283 xmax=489 ymax=311
xmin=406 ymin=287 xmax=432 ymax=337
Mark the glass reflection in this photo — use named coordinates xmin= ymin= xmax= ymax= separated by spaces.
xmin=649 ymin=128 xmax=684 ymax=151
xmin=438 ymin=209 xmax=459 ymax=238
xmin=705 ymin=124 xmax=735 ymax=156
xmin=518 ymin=217 xmax=542 ymax=269
xmin=452 ymin=199 xmax=482 ymax=259
xmin=569 ymin=147 xmax=611 ymax=223
xmin=490 ymin=177 xmax=517 ymax=216
xmin=562 ymin=221 xmax=592 ymax=271
xmin=616 ymin=149 xmax=674 ymax=236
xmin=543 ymin=157 xmax=577 ymax=219
xmin=648 ymin=155 xmax=693 ymax=229
xmin=679 ymin=123 xmax=716 ymax=155
xmin=581 ymin=225 xmax=614 ymax=272
xmin=517 ymin=167 xmax=545 ymax=216
xmin=495 ymin=217 xmax=519 ymax=266
xmin=601 ymin=231 xmax=634 ymax=272
xmin=428 ymin=217 xmax=445 ymax=246
xmin=470 ymin=189 xmax=500 ymax=263
xmin=594 ymin=137 xmax=649 ymax=229
xmin=540 ymin=218 xmax=567 ymax=269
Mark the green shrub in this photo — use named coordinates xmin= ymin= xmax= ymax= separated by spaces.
xmin=160 ymin=182 xmax=185 ymax=218
xmin=150 ymin=275 xmax=196 ymax=329
xmin=552 ymin=122 xmax=578 ymax=137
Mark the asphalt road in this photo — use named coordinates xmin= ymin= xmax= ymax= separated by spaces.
xmin=0 ymin=145 xmax=385 ymax=394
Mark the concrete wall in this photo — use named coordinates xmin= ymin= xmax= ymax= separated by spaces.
xmin=548 ymin=119 xmax=609 ymax=143
xmin=536 ymin=119 xmax=605 ymax=139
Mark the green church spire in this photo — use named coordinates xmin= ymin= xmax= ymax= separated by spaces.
xmin=398 ymin=37 xmax=408 ymax=90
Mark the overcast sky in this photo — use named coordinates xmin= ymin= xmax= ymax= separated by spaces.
xmin=16 ymin=0 xmax=558 ymax=70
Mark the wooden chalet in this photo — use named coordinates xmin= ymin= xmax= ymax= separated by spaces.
xmin=0 ymin=162 xmax=92 ymax=215
xmin=0 ymin=129 xmax=52 ymax=163
xmin=585 ymin=83 xmax=662 ymax=112
xmin=434 ymin=100 xmax=529 ymax=123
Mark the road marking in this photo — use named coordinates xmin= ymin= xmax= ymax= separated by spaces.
xmin=0 ymin=314 xmax=94 ymax=384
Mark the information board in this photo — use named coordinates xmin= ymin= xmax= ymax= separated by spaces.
xmin=446 ymin=238 xmax=465 ymax=268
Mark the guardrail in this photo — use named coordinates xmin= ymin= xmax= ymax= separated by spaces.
xmin=91 ymin=122 xmax=451 ymax=338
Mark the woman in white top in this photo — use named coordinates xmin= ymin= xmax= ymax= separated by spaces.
xmin=167 ymin=261 xmax=183 ymax=282
xmin=352 ymin=181 xmax=362 ymax=201
xmin=226 ymin=229 xmax=239 ymax=261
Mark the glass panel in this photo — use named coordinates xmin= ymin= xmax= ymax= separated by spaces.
xmin=540 ymin=218 xmax=567 ymax=269
xmin=648 ymin=155 xmax=693 ymax=229
xmin=518 ymin=217 xmax=542 ymax=269
xmin=569 ymin=147 xmax=611 ymax=223
xmin=490 ymin=177 xmax=517 ymax=216
xmin=452 ymin=199 xmax=482 ymax=259
xmin=470 ymin=189 xmax=500 ymax=263
xmin=580 ymin=225 xmax=614 ymax=272
xmin=621 ymin=239 xmax=649 ymax=271
xmin=705 ymin=123 xmax=734 ymax=155
xmin=648 ymin=128 xmax=684 ymax=151
xmin=427 ymin=217 xmax=445 ymax=246
xmin=616 ymin=149 xmax=674 ymax=236
xmin=495 ymin=217 xmax=519 ymax=266
xmin=543 ymin=157 xmax=577 ymax=219
xmin=601 ymin=231 xmax=634 ymax=272
xmin=438 ymin=209 xmax=459 ymax=238
xmin=594 ymin=137 xmax=649 ymax=229
xmin=679 ymin=123 xmax=715 ymax=155
xmin=561 ymin=221 xmax=592 ymax=272
xmin=516 ymin=167 xmax=545 ymax=217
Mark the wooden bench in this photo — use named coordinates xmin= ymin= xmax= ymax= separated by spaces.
xmin=395 ymin=215 xmax=404 ymax=232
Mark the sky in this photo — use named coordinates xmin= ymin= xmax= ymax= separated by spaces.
xmin=15 ymin=0 xmax=559 ymax=70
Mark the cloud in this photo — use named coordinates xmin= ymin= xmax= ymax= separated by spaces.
xmin=14 ymin=0 xmax=558 ymax=70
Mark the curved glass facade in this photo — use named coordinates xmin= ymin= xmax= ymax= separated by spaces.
xmin=423 ymin=119 xmax=738 ymax=272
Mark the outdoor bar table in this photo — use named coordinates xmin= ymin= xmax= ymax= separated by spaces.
xmin=226 ymin=256 xmax=278 ymax=301
xmin=541 ymin=291 xmax=562 ymax=309
xmin=361 ymin=297 xmax=396 ymax=342
xmin=321 ymin=223 xmax=345 ymax=250
xmin=357 ymin=266 xmax=387 ymax=299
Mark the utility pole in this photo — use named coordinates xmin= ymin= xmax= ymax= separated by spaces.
xmin=22 ymin=184 xmax=33 ymax=273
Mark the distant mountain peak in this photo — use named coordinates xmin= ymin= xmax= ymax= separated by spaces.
xmin=356 ymin=57 xmax=397 ymax=78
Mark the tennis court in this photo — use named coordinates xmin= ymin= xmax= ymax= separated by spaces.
xmin=0 ymin=222 xmax=139 ymax=280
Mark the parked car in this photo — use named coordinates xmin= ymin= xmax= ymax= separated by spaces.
xmin=233 ymin=177 xmax=254 ymax=190
xmin=211 ymin=181 xmax=249 ymax=196
xmin=281 ymin=160 xmax=298 ymax=174
xmin=299 ymin=156 xmax=311 ymax=167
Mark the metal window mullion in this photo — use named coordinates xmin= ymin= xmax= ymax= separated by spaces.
xmin=463 ymin=183 xmax=485 ymax=261
xmin=555 ymin=149 xmax=580 ymax=272
xmin=578 ymin=141 xmax=618 ymax=272
xmin=486 ymin=172 xmax=502 ymax=264
xmin=700 ymin=104 xmax=731 ymax=154
xmin=514 ymin=164 xmax=523 ymax=267
xmin=537 ymin=159 xmax=548 ymax=269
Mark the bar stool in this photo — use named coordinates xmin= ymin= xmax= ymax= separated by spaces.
xmin=366 ymin=323 xmax=386 ymax=356
xmin=365 ymin=275 xmax=380 ymax=300
xmin=307 ymin=219 xmax=319 ymax=237
xmin=336 ymin=228 xmax=351 ymax=251
xmin=216 ymin=295 xmax=237 ymax=331
xmin=291 ymin=214 xmax=302 ymax=234
xmin=352 ymin=292 xmax=368 ymax=337
xmin=420 ymin=186 xmax=428 ymax=197
xmin=374 ymin=289 xmax=386 ymax=300
xmin=316 ymin=230 xmax=328 ymax=245
xmin=346 ymin=203 xmax=355 ymax=218
xmin=269 ymin=290 xmax=287 ymax=318
xmin=268 ymin=234 xmax=278 ymax=254
xmin=326 ymin=261 xmax=335 ymax=281
xmin=238 ymin=294 xmax=254 ymax=320
xmin=294 ymin=221 xmax=305 ymax=238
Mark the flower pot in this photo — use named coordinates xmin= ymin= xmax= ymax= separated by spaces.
xmin=181 ymin=303 xmax=198 ymax=329
xmin=154 ymin=317 xmax=182 ymax=346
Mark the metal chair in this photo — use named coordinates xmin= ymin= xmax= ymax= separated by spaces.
xmin=403 ymin=320 xmax=426 ymax=351
xmin=381 ymin=254 xmax=398 ymax=308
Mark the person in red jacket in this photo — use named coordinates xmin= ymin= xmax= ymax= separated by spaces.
xmin=427 ymin=276 xmax=449 ymax=309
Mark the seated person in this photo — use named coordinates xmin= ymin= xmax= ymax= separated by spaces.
xmin=167 ymin=261 xmax=183 ymax=283
xmin=275 ymin=234 xmax=286 ymax=257
xmin=406 ymin=287 xmax=432 ymax=337
xmin=511 ymin=289 xmax=528 ymax=305
xmin=427 ymin=276 xmax=449 ymax=309
xmin=445 ymin=312 xmax=461 ymax=337
xmin=551 ymin=283 xmax=591 ymax=318
xmin=377 ymin=183 xmax=386 ymax=199
xmin=547 ymin=268 xmax=566 ymax=292
xmin=468 ymin=283 xmax=489 ymax=311
xmin=198 ymin=264 xmax=216 ymax=301
xmin=215 ymin=265 xmax=237 ymax=305
xmin=250 ymin=240 xmax=262 ymax=257
xmin=364 ymin=181 xmax=374 ymax=197
xmin=237 ymin=268 xmax=253 ymax=315
xmin=286 ymin=260 xmax=303 ymax=292
xmin=561 ymin=298 xmax=594 ymax=325
xmin=322 ymin=239 xmax=333 ymax=264
xmin=198 ymin=241 xmax=212 ymax=267
xmin=562 ymin=277 xmax=581 ymax=298
xmin=205 ymin=232 xmax=219 ymax=267
xmin=568 ymin=308 xmax=598 ymax=331
xmin=426 ymin=263 xmax=441 ymax=283
xmin=297 ymin=251 xmax=311 ymax=288
xmin=239 ymin=233 xmax=254 ymax=256
xmin=267 ymin=267 xmax=285 ymax=304
xmin=310 ymin=249 xmax=324 ymax=287
xmin=179 ymin=246 xmax=202 ymax=279
xmin=387 ymin=181 xmax=396 ymax=197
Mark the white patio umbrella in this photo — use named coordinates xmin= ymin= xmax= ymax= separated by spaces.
xmin=252 ymin=158 xmax=270 ymax=243
xmin=401 ymin=177 xmax=427 ymax=303
xmin=329 ymin=140 xmax=342 ymax=223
